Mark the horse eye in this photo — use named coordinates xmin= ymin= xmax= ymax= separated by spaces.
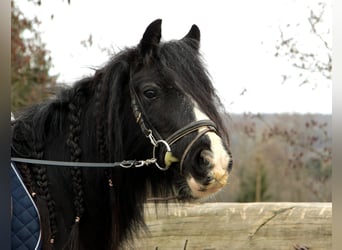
xmin=143 ymin=89 xmax=157 ymax=99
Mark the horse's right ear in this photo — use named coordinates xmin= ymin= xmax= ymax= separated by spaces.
xmin=139 ymin=19 xmax=162 ymax=58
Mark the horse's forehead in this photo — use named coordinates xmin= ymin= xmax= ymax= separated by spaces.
xmin=131 ymin=46 xmax=206 ymax=94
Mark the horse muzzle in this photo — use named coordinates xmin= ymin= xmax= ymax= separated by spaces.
xmin=185 ymin=132 xmax=232 ymax=199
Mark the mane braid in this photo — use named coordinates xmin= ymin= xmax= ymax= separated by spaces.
xmin=97 ymin=59 xmax=132 ymax=249
xmin=31 ymin=141 xmax=57 ymax=249
xmin=19 ymin=163 xmax=36 ymax=196
xmin=94 ymin=70 xmax=116 ymax=249
xmin=94 ymin=71 xmax=112 ymax=184
xmin=12 ymin=115 xmax=51 ymax=248
xmin=65 ymin=93 xmax=85 ymax=250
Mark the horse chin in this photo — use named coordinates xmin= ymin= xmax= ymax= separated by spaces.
xmin=186 ymin=172 xmax=228 ymax=199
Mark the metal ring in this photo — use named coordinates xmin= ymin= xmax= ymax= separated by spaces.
xmin=119 ymin=161 xmax=134 ymax=168
xmin=152 ymin=140 xmax=171 ymax=171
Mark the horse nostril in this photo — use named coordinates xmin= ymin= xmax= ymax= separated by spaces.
xmin=205 ymin=175 xmax=214 ymax=185
xmin=202 ymin=158 xmax=211 ymax=169
xmin=200 ymin=149 xmax=213 ymax=169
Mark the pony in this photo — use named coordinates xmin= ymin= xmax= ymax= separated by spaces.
xmin=11 ymin=19 xmax=233 ymax=250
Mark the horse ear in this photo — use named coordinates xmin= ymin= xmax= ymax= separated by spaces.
xmin=182 ymin=24 xmax=201 ymax=50
xmin=139 ymin=19 xmax=162 ymax=57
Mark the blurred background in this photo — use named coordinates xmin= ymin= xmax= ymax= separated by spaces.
xmin=11 ymin=0 xmax=332 ymax=202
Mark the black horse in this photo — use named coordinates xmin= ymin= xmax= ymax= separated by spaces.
xmin=11 ymin=19 xmax=233 ymax=250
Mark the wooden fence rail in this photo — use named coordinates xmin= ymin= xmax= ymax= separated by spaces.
xmin=133 ymin=202 xmax=331 ymax=250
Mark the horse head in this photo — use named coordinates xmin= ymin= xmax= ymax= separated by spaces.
xmin=126 ymin=19 xmax=233 ymax=200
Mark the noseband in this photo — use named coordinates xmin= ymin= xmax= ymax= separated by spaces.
xmin=130 ymin=84 xmax=218 ymax=171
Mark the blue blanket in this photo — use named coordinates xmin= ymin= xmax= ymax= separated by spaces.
xmin=11 ymin=162 xmax=41 ymax=250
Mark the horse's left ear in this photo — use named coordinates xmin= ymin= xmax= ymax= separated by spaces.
xmin=182 ymin=24 xmax=201 ymax=50
xmin=139 ymin=19 xmax=162 ymax=58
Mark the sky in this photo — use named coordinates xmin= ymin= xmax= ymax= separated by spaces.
xmin=18 ymin=0 xmax=332 ymax=114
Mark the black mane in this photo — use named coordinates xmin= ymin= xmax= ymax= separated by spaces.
xmin=11 ymin=20 xmax=231 ymax=250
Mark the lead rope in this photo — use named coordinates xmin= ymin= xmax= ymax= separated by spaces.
xmin=10 ymin=156 xmax=157 ymax=168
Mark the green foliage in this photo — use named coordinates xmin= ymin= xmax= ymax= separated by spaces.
xmin=306 ymin=157 xmax=332 ymax=181
xmin=236 ymin=161 xmax=271 ymax=202
xmin=11 ymin=0 xmax=57 ymax=112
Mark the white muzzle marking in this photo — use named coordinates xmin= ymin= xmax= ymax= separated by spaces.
xmin=185 ymin=102 xmax=231 ymax=198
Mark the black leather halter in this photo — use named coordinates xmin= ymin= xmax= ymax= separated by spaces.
xmin=129 ymin=83 xmax=218 ymax=170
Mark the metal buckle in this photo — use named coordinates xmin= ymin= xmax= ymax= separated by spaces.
xmin=147 ymin=130 xmax=157 ymax=146
xmin=119 ymin=161 xmax=135 ymax=168
xmin=134 ymin=160 xmax=145 ymax=167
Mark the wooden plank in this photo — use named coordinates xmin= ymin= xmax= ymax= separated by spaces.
xmin=133 ymin=203 xmax=331 ymax=250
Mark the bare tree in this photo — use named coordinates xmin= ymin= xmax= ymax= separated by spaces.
xmin=275 ymin=1 xmax=331 ymax=87
xmin=11 ymin=0 xmax=57 ymax=111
